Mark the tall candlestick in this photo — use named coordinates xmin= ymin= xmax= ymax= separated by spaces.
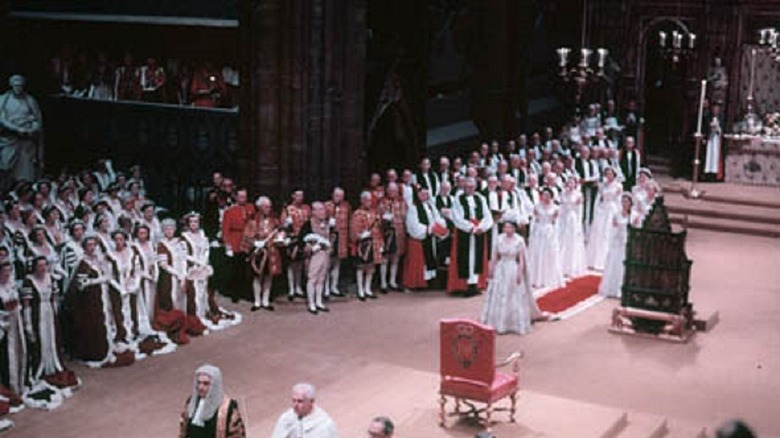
xmin=749 ymin=48 xmax=757 ymax=98
xmin=659 ymin=31 xmax=667 ymax=48
xmin=696 ymin=79 xmax=707 ymax=135
xmin=689 ymin=33 xmax=696 ymax=49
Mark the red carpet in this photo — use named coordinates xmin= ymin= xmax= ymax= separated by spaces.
xmin=536 ymin=275 xmax=601 ymax=314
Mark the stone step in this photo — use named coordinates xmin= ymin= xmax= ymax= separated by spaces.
xmin=669 ymin=213 xmax=780 ymax=239
xmin=646 ymin=155 xmax=672 ymax=166
xmin=664 ymin=194 xmax=780 ymax=226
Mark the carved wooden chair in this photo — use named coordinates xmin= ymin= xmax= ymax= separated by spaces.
xmin=438 ymin=319 xmax=522 ymax=432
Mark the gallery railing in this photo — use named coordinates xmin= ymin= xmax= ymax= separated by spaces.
xmin=41 ymin=95 xmax=239 ymax=215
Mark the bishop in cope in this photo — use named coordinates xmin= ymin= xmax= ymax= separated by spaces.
xmin=446 ymin=176 xmax=493 ymax=296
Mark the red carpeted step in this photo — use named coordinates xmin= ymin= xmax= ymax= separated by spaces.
xmin=536 ymin=275 xmax=601 ymax=314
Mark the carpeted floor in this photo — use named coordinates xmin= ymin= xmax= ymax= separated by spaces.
xmin=7 ymin=229 xmax=780 ymax=437
xmin=536 ymin=274 xmax=601 ymax=314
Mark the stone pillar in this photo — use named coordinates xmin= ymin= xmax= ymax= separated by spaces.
xmin=240 ymin=0 xmax=367 ymax=203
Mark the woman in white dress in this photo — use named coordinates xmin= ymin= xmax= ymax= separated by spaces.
xmin=599 ymin=193 xmax=641 ymax=298
xmin=527 ymin=188 xmax=565 ymax=289
xmin=632 ymin=179 xmax=661 ymax=226
xmin=586 ymin=167 xmax=622 ymax=270
xmin=480 ymin=214 xmax=534 ymax=335
xmin=557 ymin=176 xmax=587 ymax=278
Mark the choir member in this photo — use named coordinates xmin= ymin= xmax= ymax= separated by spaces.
xmin=619 ymin=136 xmax=641 ymax=190
xmin=351 ymin=191 xmax=383 ymax=300
xmin=435 ymin=181 xmax=455 ymax=267
xmin=574 ymin=145 xmax=600 ymax=231
xmin=415 ymin=157 xmax=440 ymax=196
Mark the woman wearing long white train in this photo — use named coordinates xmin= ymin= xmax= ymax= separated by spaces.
xmin=598 ymin=193 xmax=641 ymax=298
xmin=480 ymin=212 xmax=533 ymax=335
xmin=557 ymin=176 xmax=588 ymax=278
xmin=527 ymin=188 xmax=565 ymax=289
xmin=586 ymin=167 xmax=622 ymax=270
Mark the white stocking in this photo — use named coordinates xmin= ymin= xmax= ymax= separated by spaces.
xmin=365 ymin=267 xmax=375 ymax=296
xmin=389 ymin=256 xmax=400 ymax=288
xmin=356 ymin=269 xmax=365 ymax=298
xmin=261 ymin=277 xmax=272 ymax=307
xmin=380 ymin=262 xmax=388 ymax=289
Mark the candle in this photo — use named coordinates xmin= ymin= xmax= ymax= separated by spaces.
xmin=673 ymin=31 xmax=682 ymax=49
xmin=659 ymin=31 xmax=667 ymax=48
xmin=689 ymin=33 xmax=696 ymax=49
xmin=597 ymin=48 xmax=608 ymax=68
xmin=696 ymin=79 xmax=707 ymax=135
xmin=759 ymin=29 xmax=768 ymax=45
xmin=749 ymin=48 xmax=757 ymax=98
xmin=557 ymin=47 xmax=570 ymax=68
xmin=580 ymin=48 xmax=592 ymax=68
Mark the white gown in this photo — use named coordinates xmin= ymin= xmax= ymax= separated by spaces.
xmin=480 ymin=234 xmax=533 ymax=335
xmin=587 ymin=180 xmax=622 ymax=270
xmin=527 ymin=202 xmax=565 ymax=289
xmin=557 ymin=189 xmax=588 ymax=278
xmin=598 ymin=210 xmax=638 ymax=298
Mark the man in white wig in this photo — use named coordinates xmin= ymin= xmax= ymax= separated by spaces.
xmin=180 ymin=364 xmax=245 ymax=438
xmin=271 ymin=382 xmax=339 ymax=438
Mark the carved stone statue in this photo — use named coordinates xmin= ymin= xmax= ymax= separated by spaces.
xmin=0 ymin=75 xmax=43 ymax=190
xmin=707 ymin=57 xmax=729 ymax=105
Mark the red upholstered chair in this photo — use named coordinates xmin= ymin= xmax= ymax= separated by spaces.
xmin=439 ymin=319 xmax=522 ymax=432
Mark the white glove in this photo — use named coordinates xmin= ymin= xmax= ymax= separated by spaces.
xmin=285 ymin=217 xmax=293 ymax=226
xmin=253 ymin=240 xmax=266 ymax=250
xmin=360 ymin=231 xmax=371 ymax=239
xmin=312 ymin=244 xmax=322 ymax=253
xmin=382 ymin=212 xmax=393 ymax=221
xmin=225 ymin=247 xmax=234 ymax=257
xmin=328 ymin=217 xmax=336 ymax=227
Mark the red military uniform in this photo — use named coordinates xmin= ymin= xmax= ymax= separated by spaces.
xmin=378 ymin=197 xmax=408 ymax=256
xmin=350 ymin=207 xmax=383 ymax=265
xmin=240 ymin=216 xmax=282 ymax=277
xmin=325 ymin=200 xmax=351 ymax=259
xmin=221 ymin=204 xmax=256 ymax=253
xmin=281 ymin=204 xmax=311 ymax=236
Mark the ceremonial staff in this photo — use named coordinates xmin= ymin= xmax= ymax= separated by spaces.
xmin=687 ymin=79 xmax=706 ymax=199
